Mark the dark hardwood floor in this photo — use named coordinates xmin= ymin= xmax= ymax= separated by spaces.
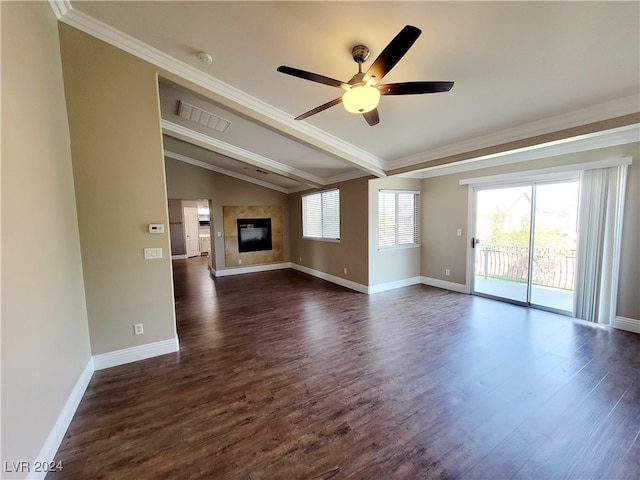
xmin=52 ymin=256 xmax=640 ymax=479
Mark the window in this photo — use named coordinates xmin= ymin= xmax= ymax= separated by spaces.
xmin=302 ymin=189 xmax=340 ymax=240
xmin=378 ymin=190 xmax=418 ymax=248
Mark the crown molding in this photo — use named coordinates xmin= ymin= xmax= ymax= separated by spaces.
xmin=48 ymin=0 xmax=71 ymax=19
xmin=458 ymin=156 xmax=632 ymax=186
xmin=164 ymin=150 xmax=291 ymax=194
xmin=324 ymin=170 xmax=372 ymax=185
xmin=390 ymin=95 xmax=640 ymax=172
xmin=53 ymin=1 xmax=638 ymax=179
xmin=405 ymin=123 xmax=639 ymax=179
xmin=162 ymin=120 xmax=325 ymax=188
xmin=53 ymin=4 xmax=387 ymax=177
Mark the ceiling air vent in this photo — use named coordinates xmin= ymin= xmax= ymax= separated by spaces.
xmin=178 ymin=101 xmax=231 ymax=133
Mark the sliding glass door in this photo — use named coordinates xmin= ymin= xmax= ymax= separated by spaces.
xmin=474 ymin=186 xmax=532 ymax=303
xmin=472 ymin=179 xmax=579 ymax=313
xmin=529 ymin=181 xmax=579 ymax=312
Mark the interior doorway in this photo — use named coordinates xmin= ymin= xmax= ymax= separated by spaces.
xmin=472 ymin=179 xmax=579 ymax=314
xmin=168 ymin=199 xmax=212 ymax=260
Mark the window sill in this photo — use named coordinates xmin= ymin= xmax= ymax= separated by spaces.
xmin=378 ymin=243 xmax=421 ymax=252
xmin=302 ymin=236 xmax=340 ymax=243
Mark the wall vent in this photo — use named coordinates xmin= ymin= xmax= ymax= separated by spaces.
xmin=178 ymin=101 xmax=231 ymax=133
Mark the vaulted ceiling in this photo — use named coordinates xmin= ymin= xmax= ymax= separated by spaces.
xmin=57 ymin=1 xmax=640 ymax=192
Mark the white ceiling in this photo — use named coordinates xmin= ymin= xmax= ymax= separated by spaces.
xmin=61 ymin=1 xmax=640 ymax=192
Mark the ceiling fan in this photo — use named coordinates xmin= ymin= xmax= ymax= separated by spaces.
xmin=277 ymin=25 xmax=454 ymax=126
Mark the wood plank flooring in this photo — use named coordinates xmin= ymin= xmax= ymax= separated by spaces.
xmin=52 ymin=256 xmax=640 ymax=479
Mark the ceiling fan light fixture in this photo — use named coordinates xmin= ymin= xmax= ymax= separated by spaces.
xmin=277 ymin=26 xmax=453 ymax=125
xmin=342 ymin=85 xmax=380 ymax=114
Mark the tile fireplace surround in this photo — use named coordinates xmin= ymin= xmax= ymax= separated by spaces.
xmin=223 ymin=205 xmax=284 ymax=267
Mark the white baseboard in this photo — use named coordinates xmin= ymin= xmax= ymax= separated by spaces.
xmin=368 ymin=276 xmax=422 ymax=294
xmin=613 ymin=316 xmax=640 ymax=334
xmin=291 ymin=264 xmax=368 ymax=294
xmin=171 ymin=254 xmax=188 ymax=260
xmin=28 ymin=357 xmax=95 ymax=480
xmin=212 ymin=262 xmax=292 ymax=277
xmin=93 ymin=337 xmax=180 ymax=370
xmin=420 ymin=276 xmax=470 ymax=294
xmin=27 ymin=337 xmax=182 ymax=479
xmin=212 ymin=263 xmax=468 ymax=297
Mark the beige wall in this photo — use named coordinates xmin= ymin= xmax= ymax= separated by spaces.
xmin=1 ymin=2 xmax=92 ymax=473
xmin=59 ymin=24 xmax=177 ymax=355
xmin=421 ymin=174 xmax=469 ymax=285
xmin=368 ymin=177 xmax=422 ymax=286
xmin=2 ymin=4 xmax=635 ymax=474
xmin=290 ymin=178 xmax=369 ymax=286
xmin=164 ymin=157 xmax=290 ymax=272
xmin=421 ymin=142 xmax=640 ymax=319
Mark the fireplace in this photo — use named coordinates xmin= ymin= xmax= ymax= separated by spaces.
xmin=237 ymin=218 xmax=272 ymax=253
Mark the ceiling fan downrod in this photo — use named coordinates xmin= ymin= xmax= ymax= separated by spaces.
xmin=351 ymin=45 xmax=370 ymax=74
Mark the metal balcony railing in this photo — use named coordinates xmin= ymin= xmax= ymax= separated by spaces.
xmin=475 ymin=244 xmax=576 ymax=291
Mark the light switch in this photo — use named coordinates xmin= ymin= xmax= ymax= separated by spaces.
xmin=457 ymin=229 xmax=463 ymax=237
xmin=144 ymin=248 xmax=163 ymax=259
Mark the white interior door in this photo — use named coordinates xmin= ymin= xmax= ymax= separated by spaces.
xmin=184 ymin=206 xmax=200 ymax=258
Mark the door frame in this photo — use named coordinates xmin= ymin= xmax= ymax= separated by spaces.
xmin=465 ymin=172 xmax=580 ymax=314
xmin=467 ymin=181 xmax=534 ymax=307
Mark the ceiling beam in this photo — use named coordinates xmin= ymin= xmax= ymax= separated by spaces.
xmin=388 ymin=113 xmax=640 ymax=176
xmin=54 ymin=3 xmax=388 ymax=179
xmin=164 ymin=150 xmax=291 ymax=194
xmin=162 ymin=120 xmax=324 ymax=189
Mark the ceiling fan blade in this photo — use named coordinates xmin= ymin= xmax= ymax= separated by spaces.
xmin=363 ymin=108 xmax=380 ymax=126
xmin=363 ymin=25 xmax=421 ymax=83
xmin=277 ymin=66 xmax=348 ymax=89
xmin=294 ymin=97 xmax=343 ymax=120
xmin=379 ymin=81 xmax=454 ymax=95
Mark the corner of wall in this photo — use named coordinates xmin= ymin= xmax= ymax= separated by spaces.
xmin=30 ymin=359 xmax=95 ymax=477
xmin=92 ymin=338 xmax=180 ymax=370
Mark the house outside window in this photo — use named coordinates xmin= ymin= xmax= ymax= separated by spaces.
xmin=379 ymin=190 xmax=419 ymax=248
xmin=302 ymin=189 xmax=340 ymax=240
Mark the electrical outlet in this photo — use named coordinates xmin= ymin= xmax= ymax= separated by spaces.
xmin=344 ymin=267 xmax=348 ymax=274
xmin=445 ymin=269 xmax=451 ymax=276
xmin=134 ymin=323 xmax=144 ymax=335
xmin=299 ymin=257 xmax=302 ymax=262
xmin=238 ymin=259 xmax=242 ymax=265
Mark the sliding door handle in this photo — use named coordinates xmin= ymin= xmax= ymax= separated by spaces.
xmin=471 ymin=238 xmax=480 ymax=248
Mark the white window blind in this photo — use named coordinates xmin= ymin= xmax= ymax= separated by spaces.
xmin=378 ymin=191 xmax=418 ymax=248
xmin=379 ymin=192 xmax=396 ymax=248
xmin=302 ymin=189 xmax=340 ymax=240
